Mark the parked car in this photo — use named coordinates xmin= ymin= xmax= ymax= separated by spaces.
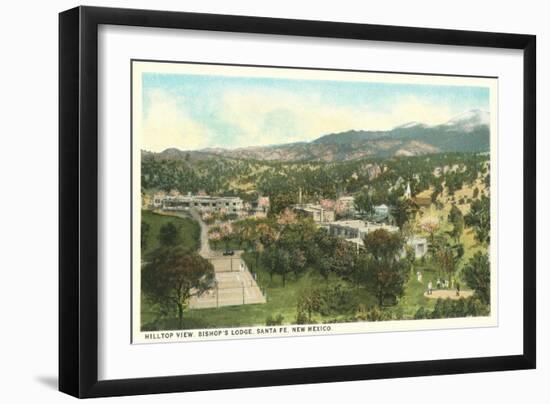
xmin=222 ymin=250 xmax=234 ymax=256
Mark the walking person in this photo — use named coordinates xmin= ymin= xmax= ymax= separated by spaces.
xmin=456 ymin=281 xmax=460 ymax=297
xmin=427 ymin=281 xmax=433 ymax=295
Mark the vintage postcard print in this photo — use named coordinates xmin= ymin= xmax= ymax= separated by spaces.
xmin=131 ymin=61 xmax=498 ymax=344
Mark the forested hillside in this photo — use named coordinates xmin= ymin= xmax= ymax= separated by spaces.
xmin=142 ymin=151 xmax=490 ymax=208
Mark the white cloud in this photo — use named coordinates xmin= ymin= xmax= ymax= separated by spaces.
xmin=218 ymin=89 xmax=458 ymax=148
xmin=219 ymin=88 xmax=371 ymax=148
xmin=141 ymin=89 xmax=212 ymax=152
xmin=140 ymin=87 xmax=465 ymax=151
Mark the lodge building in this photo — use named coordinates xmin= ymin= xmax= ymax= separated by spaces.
xmin=152 ymin=193 xmax=244 ymax=213
xmin=325 ymin=220 xmax=428 ymax=259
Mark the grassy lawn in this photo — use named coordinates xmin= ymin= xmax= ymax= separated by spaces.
xmin=415 ymin=202 xmax=488 ymax=275
xmin=141 ymin=210 xmax=200 ymax=256
xmin=397 ymin=263 xmax=439 ymax=318
xmin=141 ymin=253 xmax=459 ymax=331
xmin=140 ymin=210 xmax=202 ymax=330
xmin=141 ymin=204 xmax=485 ymax=331
xmin=141 ymin=251 xmax=417 ymax=331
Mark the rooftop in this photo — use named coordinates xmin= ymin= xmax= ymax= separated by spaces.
xmin=162 ymin=194 xmax=242 ymax=201
xmin=328 ymin=220 xmax=399 ymax=233
xmin=294 ymin=203 xmax=331 ymax=212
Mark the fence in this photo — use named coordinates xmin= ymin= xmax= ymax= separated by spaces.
xmin=188 ymin=257 xmax=267 ymax=309
xmin=208 ymin=256 xmax=245 ymax=273
xmin=188 ymin=283 xmax=266 ymax=309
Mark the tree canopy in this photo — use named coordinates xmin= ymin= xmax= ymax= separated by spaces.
xmin=448 ymin=204 xmax=464 ymax=242
xmin=392 ymin=198 xmax=418 ymax=230
xmin=465 ymin=195 xmax=490 ymax=244
xmin=158 ymin=222 xmax=181 ymax=247
xmin=354 ymin=229 xmax=408 ymax=307
xmin=142 ymin=246 xmax=215 ymax=328
xmin=462 ymin=252 xmax=490 ymax=305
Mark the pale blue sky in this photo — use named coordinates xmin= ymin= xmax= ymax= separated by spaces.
xmin=141 ymin=71 xmax=490 ymax=152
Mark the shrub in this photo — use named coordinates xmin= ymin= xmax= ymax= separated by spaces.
xmin=266 ymin=313 xmax=284 ymax=326
xmin=424 ymin=297 xmax=490 ymax=319
xmin=466 ymin=297 xmax=491 ymax=316
xmin=317 ymin=284 xmax=357 ymax=316
xmin=295 ymin=307 xmax=315 ymax=324
xmin=414 ymin=307 xmax=429 ymax=319
xmin=295 ymin=283 xmax=357 ymax=324
xmin=365 ymin=307 xmax=393 ymax=321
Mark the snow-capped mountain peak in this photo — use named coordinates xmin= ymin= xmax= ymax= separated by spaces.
xmin=442 ymin=109 xmax=490 ymax=132
xmin=393 ymin=121 xmax=428 ymax=130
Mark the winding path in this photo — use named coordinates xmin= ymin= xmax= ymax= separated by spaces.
xmin=163 ymin=208 xmax=266 ymax=309
xmin=188 ymin=208 xmax=213 ymax=258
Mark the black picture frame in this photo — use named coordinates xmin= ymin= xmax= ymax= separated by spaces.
xmin=59 ymin=5 xmax=536 ymax=398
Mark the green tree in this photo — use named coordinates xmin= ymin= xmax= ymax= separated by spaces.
xmin=272 ymin=248 xmax=292 ymax=287
xmin=431 ymin=182 xmax=444 ymax=203
xmin=261 ymin=242 xmax=303 ymax=287
xmin=355 ymin=229 xmax=408 ymax=307
xmin=276 ymin=220 xmax=315 ymax=279
xmin=328 ymin=238 xmax=357 ymax=280
xmin=307 ymin=229 xmax=335 ymax=280
xmin=234 ymin=219 xmax=258 ymax=250
xmin=462 ymin=252 xmax=490 ymax=305
xmin=296 ymin=288 xmax=322 ymax=324
xmin=288 ymin=248 xmax=307 ymax=280
xmin=158 ymin=222 xmax=180 ymax=247
xmin=404 ymin=245 xmax=416 ymax=272
xmin=435 ymin=242 xmax=460 ymax=284
xmin=428 ymin=226 xmax=463 ymax=278
xmin=269 ymin=192 xmax=296 ymax=216
xmin=261 ymin=246 xmax=280 ymax=282
xmin=392 ymin=198 xmax=418 ymax=230
xmin=142 ymin=246 xmax=215 ymax=328
xmin=448 ymin=204 xmax=464 ymax=242
xmin=354 ymin=190 xmax=374 ymax=216
xmin=465 ymin=195 xmax=490 ymax=244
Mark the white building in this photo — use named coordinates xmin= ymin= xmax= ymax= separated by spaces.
xmin=374 ymin=204 xmax=389 ymax=217
xmin=250 ymin=196 xmax=270 ymax=218
xmin=404 ymin=182 xmax=412 ymax=199
xmin=406 ymin=236 xmax=428 ymax=259
xmin=153 ymin=192 xmax=243 ymax=213
xmin=327 ymin=219 xmax=427 ymax=258
xmin=293 ymin=204 xmax=335 ymax=223
xmin=328 ymin=220 xmax=399 ymax=240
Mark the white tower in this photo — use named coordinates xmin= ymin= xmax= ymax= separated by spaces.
xmin=404 ymin=182 xmax=412 ymax=199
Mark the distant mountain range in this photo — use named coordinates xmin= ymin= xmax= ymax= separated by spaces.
xmin=144 ymin=109 xmax=490 ymax=163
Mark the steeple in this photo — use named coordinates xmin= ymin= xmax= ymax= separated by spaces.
xmin=405 ymin=182 xmax=412 ymax=199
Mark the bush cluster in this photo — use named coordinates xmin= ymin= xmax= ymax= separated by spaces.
xmin=414 ymin=297 xmax=490 ymax=319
